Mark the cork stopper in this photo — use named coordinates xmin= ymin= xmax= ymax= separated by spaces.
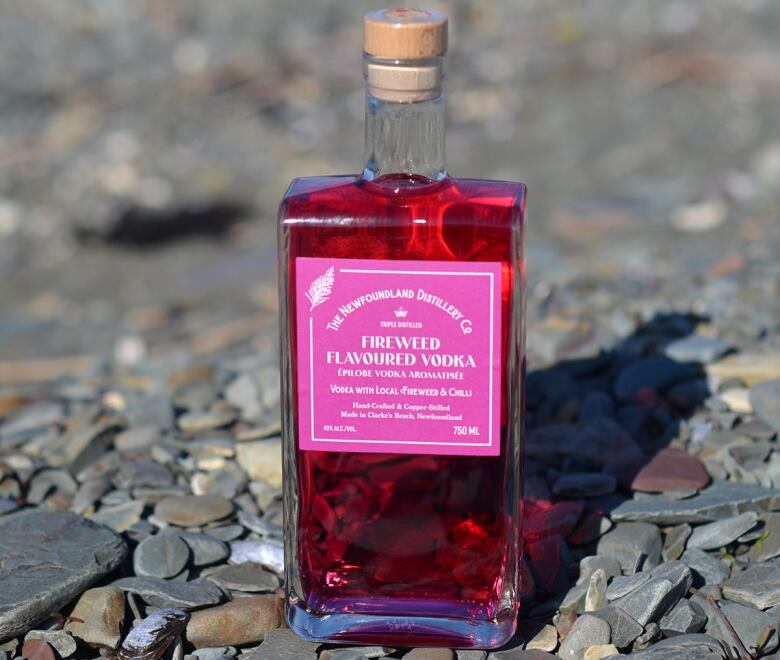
xmin=364 ymin=8 xmax=448 ymax=60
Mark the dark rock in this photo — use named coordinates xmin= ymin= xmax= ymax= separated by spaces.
xmin=0 ymin=510 xmax=127 ymax=639
xmin=614 ymin=356 xmax=695 ymax=401
xmin=688 ymin=512 xmax=758 ymax=550
xmin=111 ymin=576 xmax=224 ymax=610
xmin=597 ymin=522 xmax=662 ymax=573
xmin=681 ymin=548 xmax=731 ymax=586
xmin=721 ymin=557 xmax=780 ymax=609
xmin=577 ymin=391 xmax=615 ymax=421
xmin=659 ymin=599 xmax=707 ymax=636
xmin=591 ymin=605 xmax=643 ymax=649
xmin=611 ymin=482 xmax=780 ymax=525
xmin=552 ymin=473 xmax=616 ymax=499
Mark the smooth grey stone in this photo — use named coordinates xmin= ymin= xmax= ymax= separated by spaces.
xmin=455 ymin=652 xmax=488 ymax=660
xmin=71 ymin=477 xmax=112 ymax=514
xmin=624 ymin=633 xmax=725 ymax=659
xmin=133 ymin=532 xmax=190 ymax=578
xmin=192 ymin=648 xmax=238 ymax=660
xmin=651 ymin=560 xmax=694 ymax=593
xmin=114 ymin=425 xmax=161 ymax=452
xmin=614 ymin=356 xmax=694 ymax=401
xmin=224 ymin=373 xmax=263 ymax=422
xmin=606 ymin=572 xmax=651 ymax=601
xmin=612 ymin=576 xmax=681 ymax=626
xmin=489 ymin=651 xmax=556 ymax=659
xmin=117 ymin=459 xmax=174 ymax=490
xmin=247 ymin=628 xmax=318 ymax=659
xmin=236 ymin=510 xmax=283 ymax=537
xmin=663 ymin=523 xmax=692 ymax=561
xmin=89 ymin=500 xmax=145 ymax=532
xmin=611 ymin=482 xmax=780 ymax=525
xmin=664 ymin=336 xmax=733 ymax=364
xmin=560 ymin=580 xmax=589 ymax=615
xmin=179 ymin=532 xmax=229 ymax=567
xmin=229 ymin=540 xmax=284 ymax=574
xmin=557 ymin=613 xmax=610 ymax=659
xmin=597 ymin=522 xmax=662 ymax=573
xmin=748 ymin=514 xmax=780 ymax=562
xmin=205 ymin=524 xmax=245 ymax=542
xmin=0 ymin=510 xmax=127 ymax=639
xmin=751 ymin=380 xmax=780 ymax=434
xmin=687 ymin=511 xmax=758 ymax=550
xmin=0 ymin=497 xmax=20 ymax=516
xmin=0 ymin=402 xmax=64 ymax=440
xmin=591 ymin=605 xmax=643 ymax=648
xmin=27 ymin=469 xmax=77 ymax=504
xmin=102 ymin=489 xmax=133 ymax=505
xmin=111 ymin=576 xmax=224 ymax=610
xmin=681 ymin=548 xmax=731 ymax=586
xmin=552 ymin=473 xmax=616 ymax=499
xmin=631 ymin=622 xmax=660 ymax=651
xmin=205 ymin=562 xmax=278 ymax=593
xmin=659 ymin=599 xmax=707 ymax=636
xmin=44 ymin=416 xmax=120 ymax=475
xmin=706 ymin=600 xmax=778 ymax=654
xmin=578 ymin=556 xmax=623 ymax=585
xmin=721 ymin=557 xmax=780 ymax=609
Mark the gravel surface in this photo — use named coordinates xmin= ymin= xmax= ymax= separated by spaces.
xmin=0 ymin=1 xmax=779 ymax=659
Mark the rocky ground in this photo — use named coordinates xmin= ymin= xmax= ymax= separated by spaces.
xmin=1 ymin=1 xmax=780 ymax=660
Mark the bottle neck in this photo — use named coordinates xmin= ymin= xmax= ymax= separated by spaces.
xmin=361 ymin=56 xmax=447 ymax=184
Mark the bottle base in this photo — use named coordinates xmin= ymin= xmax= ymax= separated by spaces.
xmin=286 ymin=600 xmax=517 ymax=649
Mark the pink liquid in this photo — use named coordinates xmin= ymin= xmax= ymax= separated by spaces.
xmin=280 ymin=173 xmax=526 ymax=647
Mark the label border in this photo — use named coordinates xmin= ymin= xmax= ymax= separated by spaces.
xmin=305 ymin=265 xmax=497 ymax=449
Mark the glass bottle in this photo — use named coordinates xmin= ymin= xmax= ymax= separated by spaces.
xmin=278 ymin=8 xmax=527 ymax=649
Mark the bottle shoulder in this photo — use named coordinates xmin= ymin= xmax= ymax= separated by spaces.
xmin=280 ymin=174 xmax=526 ymax=224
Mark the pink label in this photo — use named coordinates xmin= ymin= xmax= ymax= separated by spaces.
xmin=295 ymin=257 xmax=502 ymax=456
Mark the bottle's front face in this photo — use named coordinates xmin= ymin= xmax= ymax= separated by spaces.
xmin=278 ymin=175 xmax=526 ymax=649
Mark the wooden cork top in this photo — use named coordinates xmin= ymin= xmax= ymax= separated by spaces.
xmin=364 ymin=8 xmax=448 ymax=59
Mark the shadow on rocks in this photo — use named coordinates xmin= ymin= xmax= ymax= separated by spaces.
xmin=518 ymin=311 xmax=719 ymax=627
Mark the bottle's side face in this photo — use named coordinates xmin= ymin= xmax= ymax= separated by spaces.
xmin=279 ymin=175 xmax=526 ymax=648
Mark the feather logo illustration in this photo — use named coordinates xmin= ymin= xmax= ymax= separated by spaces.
xmin=305 ymin=266 xmax=335 ymax=311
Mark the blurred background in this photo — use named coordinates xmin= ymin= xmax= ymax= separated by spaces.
xmin=1 ymin=0 xmax=778 ymax=382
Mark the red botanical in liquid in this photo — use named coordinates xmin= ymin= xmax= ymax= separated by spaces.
xmin=281 ymin=173 xmax=525 ymax=637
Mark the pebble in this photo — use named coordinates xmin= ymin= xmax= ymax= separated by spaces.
xmin=320 ymin=648 xmax=386 ymax=660
xmin=191 ymin=648 xmax=238 ymax=660
xmin=663 ymin=336 xmax=732 ymax=364
xmin=178 ymin=409 xmax=237 ymax=434
xmin=718 ymin=388 xmax=752 ymax=414
xmin=24 ymin=630 xmax=77 ymax=658
xmin=66 ymin=586 xmax=126 ymax=650
xmin=612 ymin=576 xmax=683 ymax=626
xmin=681 ymin=548 xmax=730 ymax=586
xmin=596 ymin=522 xmax=662 ymax=573
xmin=630 ymin=448 xmax=710 ymax=494
xmin=235 ymin=439 xmax=283 ymax=488
xmin=553 ymin=473 xmax=616 ymax=499
xmin=584 ymin=569 xmax=607 ymax=612
xmin=117 ymin=459 xmax=175 ymax=489
xmin=707 ymin=352 xmax=780 ymax=387
xmin=117 ymin=608 xmax=189 ymax=660
xmin=205 ymin=563 xmax=279 ymax=593
xmin=605 ymin=572 xmax=651 ymax=601
xmin=658 ymin=599 xmax=707 ymax=636
xmin=246 ymin=627 xmax=318 ymax=659
xmin=20 ymin=640 xmax=55 ymax=660
xmin=687 ymin=511 xmax=758 ymax=550
xmin=114 ymin=425 xmax=161 ymax=452
xmin=155 ymin=494 xmax=233 ymax=527
xmin=134 ymin=531 xmax=191 ymax=578
xmin=662 ymin=523 xmax=692 ymax=561
xmin=721 ymin=556 xmax=780 ymax=609
xmin=112 ymin=576 xmax=224 ymax=609
xmin=405 ymin=650 xmax=455 ymax=659
xmin=0 ymin=510 xmax=127 ymax=640
xmin=186 ymin=595 xmax=283 ymax=649
xmin=230 ymin=540 xmax=284 ymax=574
xmin=625 ymin=633 xmax=725 ymax=659
xmin=611 ymin=481 xmax=780 ymax=525
xmin=88 ymin=500 xmax=145 ymax=532
xmin=591 ymin=606 xmax=643 ymax=648
xmin=706 ymin=599 xmax=778 ymax=654
xmin=179 ymin=532 xmax=230 ymax=567
xmin=614 ymin=356 xmax=694 ymax=401
xmin=525 ymin=624 xmax=557 ymax=652
xmin=750 ymin=379 xmax=780 ymax=434
xmin=557 ymin=614 xmax=610 ymax=660
xmin=582 ymin=645 xmax=618 ymax=660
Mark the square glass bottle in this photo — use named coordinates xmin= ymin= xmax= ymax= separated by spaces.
xmin=278 ymin=8 xmax=527 ymax=649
